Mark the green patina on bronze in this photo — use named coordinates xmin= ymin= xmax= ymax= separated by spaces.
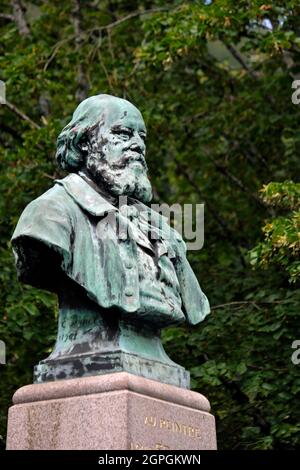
xmin=11 ymin=94 xmax=210 ymax=388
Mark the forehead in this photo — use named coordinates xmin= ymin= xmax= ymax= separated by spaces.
xmin=101 ymin=99 xmax=146 ymax=131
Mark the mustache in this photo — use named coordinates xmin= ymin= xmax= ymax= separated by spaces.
xmin=110 ymin=152 xmax=148 ymax=171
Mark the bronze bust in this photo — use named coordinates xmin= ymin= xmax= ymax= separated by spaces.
xmin=12 ymin=94 xmax=210 ymax=387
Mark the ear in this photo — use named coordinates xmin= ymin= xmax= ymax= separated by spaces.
xmin=56 ymin=124 xmax=88 ymax=171
xmin=76 ymin=139 xmax=89 ymax=156
xmin=75 ymin=129 xmax=92 ymax=157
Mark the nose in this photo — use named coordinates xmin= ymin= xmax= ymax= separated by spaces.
xmin=128 ymin=132 xmax=146 ymax=155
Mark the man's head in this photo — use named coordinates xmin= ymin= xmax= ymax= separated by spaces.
xmin=56 ymin=94 xmax=152 ymax=203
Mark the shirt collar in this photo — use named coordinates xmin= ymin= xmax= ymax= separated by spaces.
xmin=55 ymin=173 xmax=169 ymax=230
xmin=55 ymin=173 xmax=117 ymax=216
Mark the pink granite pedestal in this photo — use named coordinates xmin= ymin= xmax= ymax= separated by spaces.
xmin=6 ymin=372 xmax=217 ymax=450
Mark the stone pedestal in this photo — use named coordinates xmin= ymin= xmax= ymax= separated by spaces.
xmin=7 ymin=372 xmax=217 ymax=450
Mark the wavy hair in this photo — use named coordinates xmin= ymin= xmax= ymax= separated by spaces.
xmin=56 ymin=94 xmax=125 ymax=172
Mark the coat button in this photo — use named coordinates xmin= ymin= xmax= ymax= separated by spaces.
xmin=125 ymin=287 xmax=134 ymax=297
xmin=125 ymin=261 xmax=133 ymax=269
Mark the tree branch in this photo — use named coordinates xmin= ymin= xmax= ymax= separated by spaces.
xmin=88 ymin=7 xmax=168 ymax=35
xmin=224 ymin=41 xmax=276 ymax=107
xmin=11 ymin=0 xmax=30 ymax=37
xmin=174 ymin=158 xmax=247 ymax=258
xmin=224 ymin=42 xmax=258 ymax=79
xmin=0 ymin=13 xmax=14 ymax=21
xmin=72 ymin=0 xmax=89 ymax=102
xmin=211 ymin=300 xmax=293 ymax=310
xmin=5 ymin=100 xmax=41 ymax=129
xmin=212 ymin=159 xmax=270 ymax=210
xmin=44 ymin=7 xmax=168 ymax=71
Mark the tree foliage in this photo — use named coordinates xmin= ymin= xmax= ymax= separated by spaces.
xmin=0 ymin=0 xmax=299 ymax=449
xmin=250 ymin=181 xmax=300 ymax=283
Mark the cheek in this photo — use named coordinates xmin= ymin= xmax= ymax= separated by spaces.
xmin=103 ymin=137 xmax=125 ymax=160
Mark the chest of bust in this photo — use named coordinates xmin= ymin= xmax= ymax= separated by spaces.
xmin=68 ymin=204 xmax=184 ymax=327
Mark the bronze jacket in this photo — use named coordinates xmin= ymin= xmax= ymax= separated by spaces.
xmin=11 ymin=173 xmax=210 ymax=325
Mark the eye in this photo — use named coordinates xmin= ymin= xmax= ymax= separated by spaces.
xmin=112 ymin=128 xmax=132 ymax=141
xmin=139 ymin=133 xmax=147 ymax=142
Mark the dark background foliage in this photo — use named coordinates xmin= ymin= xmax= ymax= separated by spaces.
xmin=0 ymin=0 xmax=299 ymax=449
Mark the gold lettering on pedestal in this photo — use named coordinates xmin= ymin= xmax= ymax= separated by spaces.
xmin=130 ymin=442 xmax=170 ymax=450
xmin=144 ymin=416 xmax=157 ymax=427
xmin=144 ymin=415 xmax=201 ymax=439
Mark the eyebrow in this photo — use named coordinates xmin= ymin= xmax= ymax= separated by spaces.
xmin=111 ymin=124 xmax=147 ymax=134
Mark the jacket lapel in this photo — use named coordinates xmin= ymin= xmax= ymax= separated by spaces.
xmin=55 ymin=173 xmax=117 ymax=217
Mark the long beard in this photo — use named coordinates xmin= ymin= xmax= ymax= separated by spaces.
xmin=86 ymin=156 xmax=153 ymax=203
